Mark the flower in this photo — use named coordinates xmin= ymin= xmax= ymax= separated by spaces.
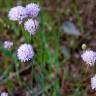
xmin=91 ymin=75 xmax=96 ymax=90
xmin=24 ymin=19 xmax=39 ymax=35
xmin=17 ymin=44 xmax=34 ymax=62
xmin=1 ymin=92 xmax=8 ymax=96
xmin=4 ymin=41 xmax=13 ymax=49
xmin=8 ymin=6 xmax=27 ymax=24
xmin=81 ymin=50 xmax=96 ymax=66
xmin=26 ymin=3 xmax=40 ymax=18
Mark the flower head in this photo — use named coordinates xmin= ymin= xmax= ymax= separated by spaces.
xmin=8 ymin=6 xmax=27 ymax=24
xmin=24 ymin=19 xmax=39 ymax=35
xmin=91 ymin=75 xmax=96 ymax=90
xmin=26 ymin=3 xmax=40 ymax=18
xmin=81 ymin=50 xmax=96 ymax=66
xmin=17 ymin=44 xmax=34 ymax=62
xmin=4 ymin=41 xmax=13 ymax=49
xmin=1 ymin=92 xmax=8 ymax=96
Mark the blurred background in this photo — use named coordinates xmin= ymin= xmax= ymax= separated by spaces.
xmin=0 ymin=0 xmax=96 ymax=96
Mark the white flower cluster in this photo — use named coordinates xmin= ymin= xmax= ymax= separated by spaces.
xmin=81 ymin=50 xmax=96 ymax=90
xmin=4 ymin=41 xmax=13 ymax=49
xmin=8 ymin=6 xmax=27 ymax=24
xmin=91 ymin=75 xmax=96 ymax=90
xmin=8 ymin=3 xmax=40 ymax=35
xmin=24 ymin=19 xmax=39 ymax=35
xmin=1 ymin=92 xmax=8 ymax=96
xmin=81 ymin=50 xmax=96 ymax=66
xmin=26 ymin=3 xmax=40 ymax=18
xmin=7 ymin=3 xmax=40 ymax=62
xmin=17 ymin=44 xmax=34 ymax=62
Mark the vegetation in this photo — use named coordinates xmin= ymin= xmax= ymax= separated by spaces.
xmin=0 ymin=0 xmax=95 ymax=96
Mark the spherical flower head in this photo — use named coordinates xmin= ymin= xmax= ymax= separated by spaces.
xmin=1 ymin=92 xmax=8 ymax=96
xmin=91 ymin=75 xmax=96 ymax=90
xmin=26 ymin=3 xmax=40 ymax=18
xmin=4 ymin=41 xmax=13 ymax=49
xmin=81 ymin=50 xmax=96 ymax=66
xmin=8 ymin=6 xmax=27 ymax=24
xmin=17 ymin=44 xmax=34 ymax=62
xmin=24 ymin=19 xmax=39 ymax=35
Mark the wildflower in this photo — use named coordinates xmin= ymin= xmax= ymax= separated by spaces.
xmin=4 ymin=41 xmax=13 ymax=49
xmin=91 ymin=75 xmax=96 ymax=90
xmin=24 ymin=19 xmax=39 ymax=35
xmin=8 ymin=6 xmax=27 ymax=24
xmin=17 ymin=44 xmax=34 ymax=62
xmin=26 ymin=3 xmax=40 ymax=18
xmin=1 ymin=92 xmax=8 ymax=96
xmin=81 ymin=50 xmax=96 ymax=66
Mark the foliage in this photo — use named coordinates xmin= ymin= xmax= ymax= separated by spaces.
xmin=0 ymin=0 xmax=95 ymax=96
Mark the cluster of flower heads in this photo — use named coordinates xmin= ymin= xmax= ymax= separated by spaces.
xmin=17 ymin=44 xmax=34 ymax=62
xmin=4 ymin=41 xmax=13 ymax=49
xmin=81 ymin=49 xmax=96 ymax=90
xmin=8 ymin=3 xmax=40 ymax=35
xmin=0 ymin=92 xmax=8 ymax=96
xmin=81 ymin=50 xmax=96 ymax=66
xmin=6 ymin=3 xmax=40 ymax=62
xmin=24 ymin=19 xmax=39 ymax=35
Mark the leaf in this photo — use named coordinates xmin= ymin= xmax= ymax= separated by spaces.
xmin=3 ymin=49 xmax=12 ymax=57
xmin=63 ymin=21 xmax=80 ymax=36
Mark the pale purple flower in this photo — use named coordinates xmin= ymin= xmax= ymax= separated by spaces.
xmin=8 ymin=6 xmax=27 ymax=24
xmin=91 ymin=75 xmax=96 ymax=90
xmin=24 ymin=19 xmax=39 ymax=35
xmin=1 ymin=92 xmax=8 ymax=96
xmin=17 ymin=44 xmax=34 ymax=62
xmin=4 ymin=41 xmax=13 ymax=49
xmin=26 ymin=3 xmax=40 ymax=18
xmin=81 ymin=50 xmax=96 ymax=66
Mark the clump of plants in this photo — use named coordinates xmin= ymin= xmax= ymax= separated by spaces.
xmin=7 ymin=3 xmax=40 ymax=62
